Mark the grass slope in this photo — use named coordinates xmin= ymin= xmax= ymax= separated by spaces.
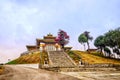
xmin=7 ymin=51 xmax=40 ymax=64
xmin=7 ymin=50 xmax=120 ymax=65
xmin=73 ymin=50 xmax=120 ymax=65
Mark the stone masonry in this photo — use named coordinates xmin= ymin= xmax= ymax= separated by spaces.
xmin=47 ymin=51 xmax=76 ymax=68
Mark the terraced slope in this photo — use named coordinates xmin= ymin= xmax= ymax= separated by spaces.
xmin=48 ymin=51 xmax=76 ymax=67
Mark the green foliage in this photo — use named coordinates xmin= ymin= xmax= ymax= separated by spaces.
xmin=94 ymin=35 xmax=105 ymax=48
xmin=84 ymin=31 xmax=93 ymax=41
xmin=78 ymin=31 xmax=93 ymax=52
xmin=78 ymin=34 xmax=87 ymax=44
xmin=94 ymin=35 xmax=105 ymax=54
xmin=94 ymin=27 xmax=120 ymax=56
xmin=104 ymin=28 xmax=120 ymax=49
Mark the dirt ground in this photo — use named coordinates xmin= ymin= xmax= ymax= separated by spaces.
xmin=0 ymin=65 xmax=79 ymax=80
xmin=61 ymin=71 xmax=120 ymax=80
xmin=0 ymin=65 xmax=120 ymax=80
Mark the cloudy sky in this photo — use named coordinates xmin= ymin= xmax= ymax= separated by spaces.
xmin=0 ymin=0 xmax=120 ymax=63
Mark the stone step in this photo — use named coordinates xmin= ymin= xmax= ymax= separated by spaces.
xmin=48 ymin=51 xmax=76 ymax=67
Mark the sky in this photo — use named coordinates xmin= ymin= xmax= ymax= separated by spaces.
xmin=0 ymin=0 xmax=120 ymax=63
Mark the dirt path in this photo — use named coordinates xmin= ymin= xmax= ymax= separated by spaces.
xmin=0 ymin=65 xmax=79 ymax=80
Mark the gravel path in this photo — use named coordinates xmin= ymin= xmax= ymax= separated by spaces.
xmin=0 ymin=65 xmax=79 ymax=80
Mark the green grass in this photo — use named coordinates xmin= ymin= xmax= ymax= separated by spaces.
xmin=7 ymin=60 xmax=18 ymax=64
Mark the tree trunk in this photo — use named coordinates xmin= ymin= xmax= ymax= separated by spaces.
xmin=100 ymin=47 xmax=102 ymax=54
xmin=87 ymin=41 xmax=90 ymax=53
xmin=84 ymin=44 xmax=86 ymax=51
xmin=61 ymin=44 xmax=64 ymax=51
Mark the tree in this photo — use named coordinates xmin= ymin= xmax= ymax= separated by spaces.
xmin=94 ymin=35 xmax=105 ymax=54
xmin=94 ymin=27 xmax=120 ymax=58
xmin=78 ymin=31 xmax=93 ymax=52
xmin=104 ymin=47 xmax=111 ymax=57
xmin=114 ymin=28 xmax=120 ymax=49
xmin=55 ymin=29 xmax=69 ymax=49
xmin=104 ymin=30 xmax=116 ymax=48
xmin=104 ymin=28 xmax=120 ymax=54
xmin=78 ymin=33 xmax=87 ymax=50
xmin=113 ymin=48 xmax=120 ymax=55
xmin=83 ymin=31 xmax=93 ymax=52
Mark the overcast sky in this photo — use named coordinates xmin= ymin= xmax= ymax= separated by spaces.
xmin=0 ymin=0 xmax=120 ymax=63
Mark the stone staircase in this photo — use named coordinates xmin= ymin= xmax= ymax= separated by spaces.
xmin=47 ymin=51 xmax=76 ymax=68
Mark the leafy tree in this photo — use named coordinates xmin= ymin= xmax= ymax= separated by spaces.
xmin=94 ymin=27 xmax=120 ymax=57
xmin=78 ymin=33 xmax=87 ymax=50
xmin=94 ymin=35 xmax=105 ymax=54
xmin=104 ymin=28 xmax=120 ymax=54
xmin=55 ymin=29 xmax=69 ymax=49
xmin=83 ymin=31 xmax=93 ymax=52
xmin=78 ymin=31 xmax=93 ymax=52
xmin=114 ymin=28 xmax=120 ymax=49
xmin=104 ymin=30 xmax=116 ymax=48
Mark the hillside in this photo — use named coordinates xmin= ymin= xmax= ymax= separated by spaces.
xmin=72 ymin=50 xmax=120 ymax=65
xmin=7 ymin=51 xmax=40 ymax=64
xmin=7 ymin=50 xmax=120 ymax=65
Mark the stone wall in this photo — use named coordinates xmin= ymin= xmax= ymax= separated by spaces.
xmin=42 ymin=63 xmax=120 ymax=72
xmin=79 ymin=63 xmax=114 ymax=68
